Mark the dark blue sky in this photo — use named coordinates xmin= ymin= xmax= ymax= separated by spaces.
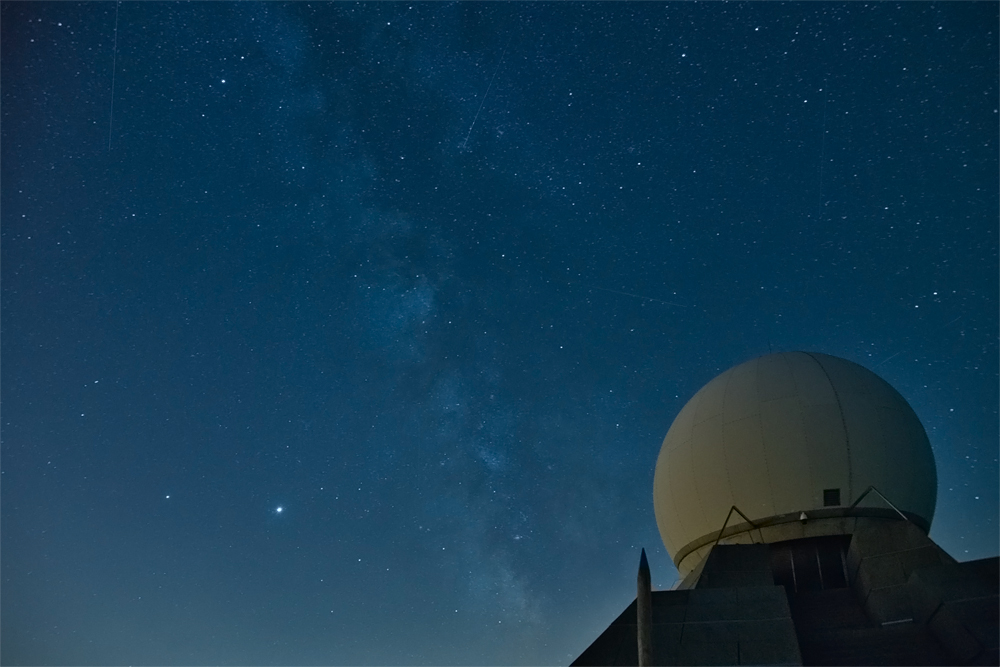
xmin=2 ymin=2 xmax=997 ymax=664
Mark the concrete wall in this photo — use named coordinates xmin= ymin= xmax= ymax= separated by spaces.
xmin=573 ymin=544 xmax=801 ymax=666
xmin=907 ymin=557 xmax=999 ymax=665
xmin=847 ymin=518 xmax=955 ymax=624
xmin=574 ymin=530 xmax=997 ymax=666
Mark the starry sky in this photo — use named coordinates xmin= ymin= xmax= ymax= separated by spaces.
xmin=2 ymin=2 xmax=997 ymax=665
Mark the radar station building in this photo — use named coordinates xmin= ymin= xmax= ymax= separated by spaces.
xmin=573 ymin=352 xmax=998 ymax=666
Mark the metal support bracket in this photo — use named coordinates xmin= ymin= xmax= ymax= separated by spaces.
xmin=847 ymin=485 xmax=912 ymax=524
xmin=711 ymin=505 xmax=765 ymax=551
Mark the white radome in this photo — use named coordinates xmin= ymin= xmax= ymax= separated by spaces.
xmin=653 ymin=352 xmax=937 ymax=573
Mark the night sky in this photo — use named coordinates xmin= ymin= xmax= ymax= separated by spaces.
xmin=2 ymin=2 xmax=997 ymax=665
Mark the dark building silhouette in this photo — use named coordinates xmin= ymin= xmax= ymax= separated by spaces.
xmin=573 ymin=353 xmax=999 ymax=666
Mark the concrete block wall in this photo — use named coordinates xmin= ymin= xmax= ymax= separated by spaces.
xmin=571 ymin=584 xmax=802 ymax=665
xmin=575 ymin=528 xmax=996 ymax=665
xmin=656 ymin=586 xmax=801 ymax=666
xmin=906 ymin=557 xmax=1000 ymax=665
xmin=697 ymin=543 xmax=775 ymax=589
xmin=846 ymin=518 xmax=954 ymax=625
xmin=663 ymin=545 xmax=801 ymax=665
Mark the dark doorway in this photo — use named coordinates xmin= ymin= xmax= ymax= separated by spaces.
xmin=770 ymin=535 xmax=851 ymax=594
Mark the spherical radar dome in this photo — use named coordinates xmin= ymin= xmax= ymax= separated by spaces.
xmin=653 ymin=352 xmax=937 ymax=574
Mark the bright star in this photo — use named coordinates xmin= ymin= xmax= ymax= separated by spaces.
xmin=275 ymin=506 xmax=284 ymax=514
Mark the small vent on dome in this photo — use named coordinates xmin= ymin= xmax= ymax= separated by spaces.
xmin=823 ymin=488 xmax=841 ymax=507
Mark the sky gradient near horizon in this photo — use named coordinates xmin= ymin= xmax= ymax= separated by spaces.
xmin=2 ymin=2 xmax=997 ymax=664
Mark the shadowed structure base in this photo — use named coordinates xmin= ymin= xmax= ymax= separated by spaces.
xmin=572 ymin=522 xmax=998 ymax=666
